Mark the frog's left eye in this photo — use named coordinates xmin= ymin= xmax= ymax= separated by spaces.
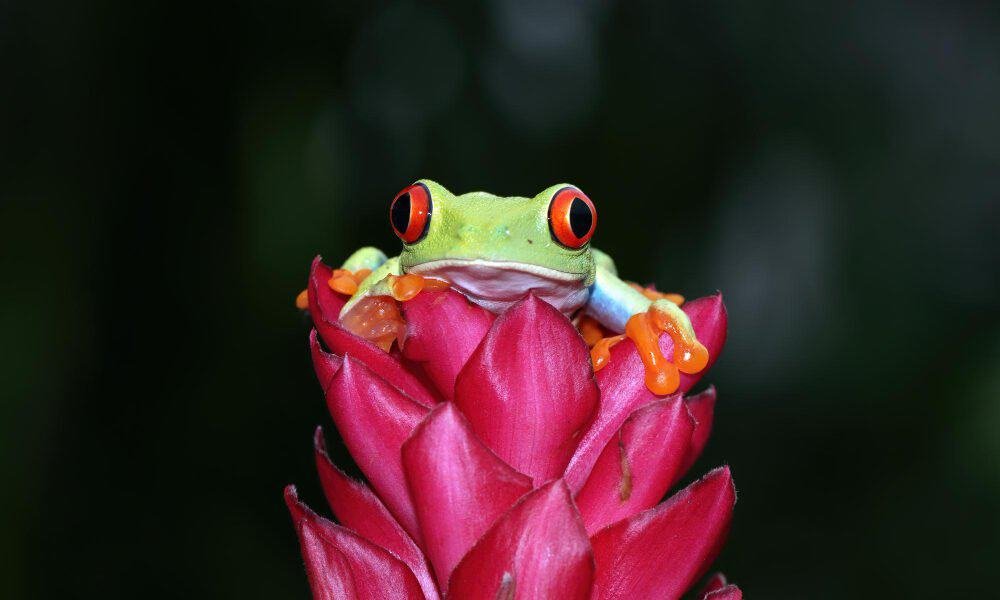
xmin=390 ymin=182 xmax=432 ymax=244
xmin=548 ymin=186 xmax=596 ymax=248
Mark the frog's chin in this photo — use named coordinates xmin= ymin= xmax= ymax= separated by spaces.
xmin=407 ymin=258 xmax=590 ymax=316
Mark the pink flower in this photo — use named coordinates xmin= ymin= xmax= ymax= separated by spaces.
xmin=286 ymin=256 xmax=739 ymax=599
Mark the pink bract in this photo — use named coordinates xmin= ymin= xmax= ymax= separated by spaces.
xmin=287 ymin=256 xmax=740 ymax=599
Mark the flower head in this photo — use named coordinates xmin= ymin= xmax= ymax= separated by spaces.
xmin=287 ymin=256 xmax=739 ymax=599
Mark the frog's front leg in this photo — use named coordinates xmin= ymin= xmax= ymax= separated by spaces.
xmin=340 ymin=255 xmax=402 ymax=319
xmin=295 ymin=247 xmax=389 ymax=310
xmin=322 ymin=246 xmax=391 ymax=297
xmin=340 ymin=253 xmax=449 ymax=321
xmin=341 ymin=246 xmax=388 ymax=272
xmin=337 ymin=253 xmax=450 ymax=351
xmin=585 ymin=263 xmax=708 ymax=395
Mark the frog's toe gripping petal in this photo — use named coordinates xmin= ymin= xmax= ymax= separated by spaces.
xmin=649 ymin=299 xmax=708 ymax=375
xmin=339 ymin=257 xmax=401 ymax=318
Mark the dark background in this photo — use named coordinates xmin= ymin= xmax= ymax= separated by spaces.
xmin=3 ymin=0 xmax=999 ymax=597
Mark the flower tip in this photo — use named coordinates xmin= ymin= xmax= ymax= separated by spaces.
xmin=313 ymin=425 xmax=328 ymax=455
xmin=507 ymin=290 xmax=568 ymax=323
xmin=523 ymin=479 xmax=579 ymax=521
xmin=310 ymin=328 xmax=342 ymax=390
xmin=702 ymin=464 xmax=737 ymax=502
xmin=685 ymin=386 xmax=717 ymax=430
xmin=708 ymin=463 xmax=732 ymax=481
xmin=691 ymin=291 xmax=727 ymax=319
xmin=283 ymin=484 xmax=305 ymax=519
xmin=401 ymin=401 xmax=458 ymax=455
xmin=546 ymin=477 xmax=574 ymax=500
xmin=704 ymin=584 xmax=742 ymax=599
xmin=431 ymin=399 xmax=461 ymax=420
xmin=309 ymin=254 xmax=324 ymax=272
xmin=699 ymin=572 xmax=730 ymax=596
xmin=510 ymin=290 xmax=544 ymax=314
xmin=407 ymin=401 xmax=459 ymax=438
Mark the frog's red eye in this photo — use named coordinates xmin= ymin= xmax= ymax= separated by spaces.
xmin=390 ymin=182 xmax=432 ymax=244
xmin=548 ymin=186 xmax=596 ymax=248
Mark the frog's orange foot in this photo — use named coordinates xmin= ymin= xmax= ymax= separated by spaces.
xmin=295 ymin=288 xmax=310 ymax=310
xmin=328 ymin=268 xmax=373 ymax=296
xmin=341 ymin=295 xmax=406 ymax=352
xmin=386 ymin=273 xmax=450 ymax=302
xmin=590 ymin=334 xmax=626 ymax=371
xmin=625 ymin=304 xmax=709 ymax=395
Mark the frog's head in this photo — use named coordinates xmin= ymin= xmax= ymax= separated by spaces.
xmin=388 ymin=179 xmax=598 ymax=314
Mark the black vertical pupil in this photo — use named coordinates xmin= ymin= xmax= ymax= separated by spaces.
xmin=391 ymin=193 xmax=411 ymax=233
xmin=569 ymin=197 xmax=593 ymax=238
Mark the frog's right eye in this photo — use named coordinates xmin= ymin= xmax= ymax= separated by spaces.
xmin=390 ymin=182 xmax=432 ymax=244
xmin=549 ymin=186 xmax=596 ymax=249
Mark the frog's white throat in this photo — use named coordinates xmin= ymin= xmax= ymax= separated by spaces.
xmin=407 ymin=259 xmax=590 ymax=316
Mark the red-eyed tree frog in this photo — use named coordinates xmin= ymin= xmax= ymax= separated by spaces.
xmin=332 ymin=180 xmax=708 ymax=395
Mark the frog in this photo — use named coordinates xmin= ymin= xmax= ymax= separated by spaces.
xmin=332 ymin=179 xmax=708 ymax=395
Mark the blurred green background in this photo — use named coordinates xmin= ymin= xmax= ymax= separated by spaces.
xmin=3 ymin=0 xmax=999 ymax=597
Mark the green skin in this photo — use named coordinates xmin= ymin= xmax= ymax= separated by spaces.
xmin=338 ymin=179 xmax=695 ymax=339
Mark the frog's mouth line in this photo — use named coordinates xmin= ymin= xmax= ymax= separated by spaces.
xmin=408 ymin=258 xmax=590 ymax=314
xmin=408 ymin=259 xmax=586 ymax=282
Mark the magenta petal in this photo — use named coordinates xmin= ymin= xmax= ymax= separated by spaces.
xmin=590 ymin=466 xmax=736 ymax=600
xmin=565 ymin=294 xmax=727 ymax=492
xmin=575 ymin=396 xmax=696 ymax=534
xmin=314 ymin=428 xmax=440 ymax=600
xmin=704 ymin=585 xmax=743 ymax=599
xmin=401 ymin=290 xmax=495 ymax=401
xmin=682 ymin=386 xmax=717 ymax=473
xmin=454 ymin=294 xmax=599 ymax=482
xmin=448 ymin=480 xmax=594 ymax=600
xmin=284 ymin=485 xmax=424 ymax=600
xmin=309 ymin=257 xmax=438 ymax=408
xmin=307 ymin=255 xmax=347 ymax=323
xmin=402 ymin=403 xmax=532 ymax=591
xmin=324 ymin=356 xmax=429 ymax=545
xmin=310 ymin=329 xmax=342 ymax=392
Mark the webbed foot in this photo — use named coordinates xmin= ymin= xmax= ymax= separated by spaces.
xmin=386 ymin=273 xmax=450 ymax=302
xmin=625 ymin=299 xmax=709 ymax=395
xmin=329 ymin=268 xmax=373 ymax=296
xmin=294 ymin=267 xmax=373 ymax=309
